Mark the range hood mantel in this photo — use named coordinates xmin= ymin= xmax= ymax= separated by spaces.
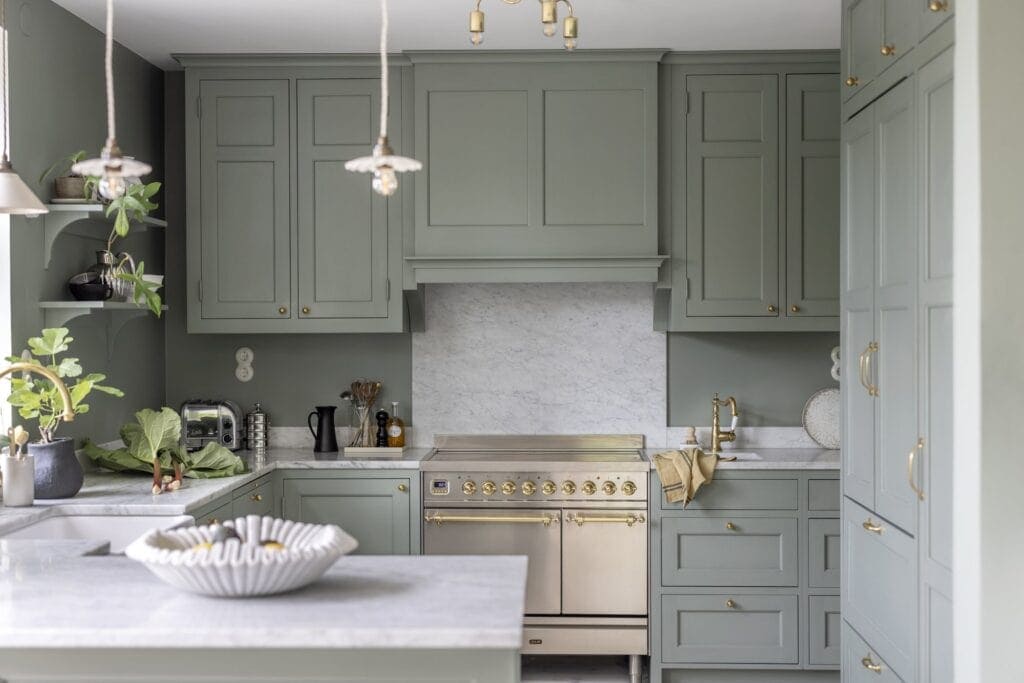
xmin=405 ymin=255 xmax=668 ymax=284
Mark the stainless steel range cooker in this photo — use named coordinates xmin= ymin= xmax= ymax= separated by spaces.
xmin=421 ymin=435 xmax=649 ymax=683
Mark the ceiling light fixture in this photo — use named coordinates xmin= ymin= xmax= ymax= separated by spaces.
xmin=0 ymin=0 xmax=46 ymax=215
xmin=71 ymin=0 xmax=151 ymax=200
xmin=470 ymin=0 xmax=579 ymax=50
xmin=345 ymin=0 xmax=422 ymax=197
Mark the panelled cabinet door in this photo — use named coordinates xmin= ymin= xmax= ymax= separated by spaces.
xmin=198 ymin=79 xmax=291 ymax=319
xmin=685 ymin=74 xmax=780 ymax=317
xmin=879 ymin=0 xmax=917 ymax=74
xmin=840 ymin=106 xmax=876 ymax=509
xmin=873 ymin=77 xmax=918 ymax=536
xmin=917 ymin=46 xmax=955 ymax=683
xmin=843 ymin=0 xmax=881 ymax=99
xmin=281 ymin=478 xmax=412 ymax=554
xmin=786 ymin=74 xmax=840 ymax=318
xmin=296 ymin=79 xmax=389 ymax=319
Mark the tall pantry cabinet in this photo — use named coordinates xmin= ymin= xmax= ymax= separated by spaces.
xmin=839 ymin=4 xmax=953 ymax=681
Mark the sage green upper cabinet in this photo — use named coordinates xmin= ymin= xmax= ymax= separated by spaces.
xmin=685 ymin=74 xmax=779 ymax=318
xmin=919 ymin=0 xmax=954 ymax=41
xmin=195 ymin=79 xmax=292 ymax=320
xmin=407 ymin=52 xmax=665 ymax=284
xmin=843 ymin=0 xmax=881 ymax=98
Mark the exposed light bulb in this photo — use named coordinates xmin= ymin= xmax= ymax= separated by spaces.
xmin=470 ymin=31 xmax=483 ymax=45
xmin=543 ymin=22 xmax=557 ymax=37
xmin=372 ymin=167 xmax=398 ymax=196
xmin=564 ymin=37 xmax=576 ymax=50
xmin=99 ymin=171 xmax=126 ymax=199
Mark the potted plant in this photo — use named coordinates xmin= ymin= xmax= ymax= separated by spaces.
xmin=5 ymin=328 xmax=124 ymax=499
xmin=38 ymin=150 xmax=95 ymax=201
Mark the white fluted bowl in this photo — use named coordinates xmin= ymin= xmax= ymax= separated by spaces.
xmin=125 ymin=515 xmax=358 ymax=597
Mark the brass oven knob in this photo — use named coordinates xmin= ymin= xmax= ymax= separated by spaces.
xmin=462 ymin=480 xmax=477 ymax=495
xmin=541 ymin=480 xmax=557 ymax=495
xmin=602 ymin=481 xmax=617 ymax=495
xmin=562 ymin=480 xmax=576 ymax=495
xmin=622 ymin=481 xmax=637 ymax=496
xmin=481 ymin=481 xmax=497 ymax=496
xmin=521 ymin=481 xmax=537 ymax=496
xmin=581 ymin=480 xmax=597 ymax=495
xmin=501 ymin=480 xmax=516 ymax=495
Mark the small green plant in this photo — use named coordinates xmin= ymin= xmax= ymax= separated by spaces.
xmin=117 ymin=260 xmax=163 ymax=317
xmin=5 ymin=328 xmax=124 ymax=443
xmin=104 ymin=181 xmax=161 ymax=252
xmin=38 ymin=150 xmax=87 ymax=187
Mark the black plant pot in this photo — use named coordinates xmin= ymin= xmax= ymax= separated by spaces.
xmin=27 ymin=437 xmax=83 ymax=499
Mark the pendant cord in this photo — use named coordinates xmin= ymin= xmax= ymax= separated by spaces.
xmin=378 ymin=0 xmax=388 ymax=140
xmin=105 ymin=0 xmax=115 ymax=146
xmin=1 ymin=0 xmax=9 ymax=161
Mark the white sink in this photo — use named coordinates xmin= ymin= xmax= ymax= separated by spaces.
xmin=719 ymin=452 xmax=761 ymax=461
xmin=2 ymin=515 xmax=194 ymax=554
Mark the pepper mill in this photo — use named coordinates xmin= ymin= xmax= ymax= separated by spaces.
xmin=375 ymin=410 xmax=390 ymax=447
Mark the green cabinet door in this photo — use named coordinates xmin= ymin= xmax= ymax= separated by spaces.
xmin=281 ymin=477 xmax=412 ymax=554
xmin=919 ymin=0 xmax=954 ymax=40
xmin=197 ymin=79 xmax=291 ymax=319
xmin=880 ymin=0 xmax=917 ymax=73
xmin=685 ymin=74 xmax=780 ymax=317
xmin=296 ymin=79 xmax=389 ymax=319
xmin=843 ymin=0 xmax=881 ymax=99
xmin=786 ymin=74 xmax=841 ymax=318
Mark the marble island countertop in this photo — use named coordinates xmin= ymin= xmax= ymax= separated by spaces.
xmin=0 ymin=554 xmax=527 ymax=650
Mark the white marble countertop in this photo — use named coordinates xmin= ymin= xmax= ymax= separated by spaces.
xmin=0 ymin=538 xmax=110 ymax=561
xmin=0 ymin=554 xmax=527 ymax=650
xmin=645 ymin=447 xmax=839 ymax=470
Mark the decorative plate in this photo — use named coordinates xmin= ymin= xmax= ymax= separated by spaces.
xmin=802 ymin=387 xmax=840 ymax=449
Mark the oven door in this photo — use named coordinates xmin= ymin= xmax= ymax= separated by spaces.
xmin=423 ymin=508 xmax=561 ymax=614
xmin=562 ymin=509 xmax=648 ymax=615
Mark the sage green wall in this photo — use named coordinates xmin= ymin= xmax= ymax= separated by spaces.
xmin=5 ymin=0 xmax=164 ymax=444
xmin=668 ymin=332 xmax=839 ymax=427
xmin=162 ymin=73 xmax=412 ymax=427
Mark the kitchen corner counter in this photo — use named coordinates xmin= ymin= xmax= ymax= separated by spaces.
xmin=645 ymin=447 xmax=839 ymax=470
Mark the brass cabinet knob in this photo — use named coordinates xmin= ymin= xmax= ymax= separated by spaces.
xmin=880 ymin=44 xmax=895 ymax=56
xmin=621 ymin=481 xmax=637 ymax=496
xmin=541 ymin=480 xmax=557 ymax=495
xmin=302 ymin=306 xmax=311 ymax=315
xmin=862 ymin=518 xmax=884 ymax=534
xmin=206 ymin=518 xmax=219 ymax=525
xmin=790 ymin=305 xmax=800 ymax=313
xmin=602 ymin=481 xmax=617 ymax=495
xmin=845 ymin=76 xmax=859 ymax=87
xmin=481 ymin=481 xmax=497 ymax=496
xmin=521 ymin=481 xmax=536 ymax=496
xmin=501 ymin=480 xmax=516 ymax=495
xmin=250 ymin=493 xmax=262 ymax=502
xmin=397 ymin=483 xmax=408 ymax=492
xmin=278 ymin=306 xmax=287 ymax=315
xmin=861 ymin=655 xmax=883 ymax=673
xmin=725 ymin=599 xmax=736 ymax=609
xmin=928 ymin=0 xmax=948 ymax=11
xmin=581 ymin=480 xmax=597 ymax=495
xmin=767 ymin=304 xmax=777 ymax=313
xmin=726 ymin=521 xmax=736 ymax=531
xmin=562 ymin=480 xmax=577 ymax=495
xmin=462 ymin=480 xmax=477 ymax=495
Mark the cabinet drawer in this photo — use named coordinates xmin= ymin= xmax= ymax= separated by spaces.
xmin=660 ymin=477 xmax=799 ymax=511
xmin=233 ymin=479 xmax=274 ymax=518
xmin=809 ymin=595 xmax=841 ymax=666
xmin=808 ymin=478 xmax=840 ymax=511
xmin=661 ymin=594 xmax=798 ymax=664
xmin=196 ymin=499 xmax=234 ymax=527
xmin=809 ymin=518 xmax=841 ymax=588
xmin=843 ymin=620 xmax=905 ymax=682
xmin=842 ymin=498 xmax=916 ymax=679
xmin=661 ymin=517 xmax=798 ymax=586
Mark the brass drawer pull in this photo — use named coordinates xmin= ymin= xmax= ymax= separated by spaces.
xmin=725 ymin=599 xmax=736 ymax=609
xmin=569 ymin=513 xmax=645 ymax=527
xmin=725 ymin=521 xmax=736 ymax=531
xmin=424 ymin=513 xmax=558 ymax=527
xmin=908 ymin=438 xmax=925 ymax=500
xmin=928 ymin=0 xmax=948 ymax=11
xmin=862 ymin=518 xmax=884 ymax=534
xmin=880 ymin=44 xmax=895 ymax=56
xmin=845 ymin=76 xmax=859 ymax=87
xmin=861 ymin=655 xmax=883 ymax=673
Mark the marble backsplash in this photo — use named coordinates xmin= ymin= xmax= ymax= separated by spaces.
xmin=411 ymin=284 xmax=667 ymax=447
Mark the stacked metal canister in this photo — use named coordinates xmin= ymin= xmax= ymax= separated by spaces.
xmin=245 ymin=402 xmax=269 ymax=465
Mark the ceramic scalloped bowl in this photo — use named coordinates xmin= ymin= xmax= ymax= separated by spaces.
xmin=125 ymin=515 xmax=358 ymax=597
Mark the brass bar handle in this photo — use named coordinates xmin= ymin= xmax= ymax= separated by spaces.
xmin=569 ymin=513 xmax=645 ymax=528
xmin=424 ymin=513 xmax=559 ymax=527
xmin=858 ymin=345 xmax=871 ymax=393
xmin=862 ymin=518 xmax=884 ymax=534
xmin=861 ymin=655 xmax=883 ymax=673
xmin=908 ymin=438 xmax=925 ymax=501
xmin=865 ymin=342 xmax=879 ymax=396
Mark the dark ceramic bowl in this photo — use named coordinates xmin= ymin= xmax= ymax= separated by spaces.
xmin=68 ymin=272 xmax=112 ymax=301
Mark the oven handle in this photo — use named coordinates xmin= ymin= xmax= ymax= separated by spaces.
xmin=423 ymin=513 xmax=560 ymax=527
xmin=567 ymin=513 xmax=646 ymax=527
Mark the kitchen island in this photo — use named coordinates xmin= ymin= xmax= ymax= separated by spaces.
xmin=0 ymin=554 xmax=527 ymax=682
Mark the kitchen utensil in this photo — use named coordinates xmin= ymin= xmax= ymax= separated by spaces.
xmin=802 ymin=387 xmax=840 ymax=449
xmin=308 ymin=405 xmax=339 ymax=453
xmin=375 ymin=410 xmax=389 ymax=447
xmin=125 ymin=515 xmax=359 ymax=597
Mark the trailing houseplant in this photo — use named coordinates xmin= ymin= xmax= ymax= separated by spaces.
xmin=5 ymin=328 xmax=124 ymax=498
xmin=38 ymin=150 xmax=93 ymax=201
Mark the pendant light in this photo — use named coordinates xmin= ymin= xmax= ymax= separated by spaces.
xmin=470 ymin=0 xmax=579 ymax=50
xmin=345 ymin=0 xmax=421 ymax=197
xmin=0 ymin=0 xmax=46 ymax=215
xmin=71 ymin=0 xmax=150 ymax=199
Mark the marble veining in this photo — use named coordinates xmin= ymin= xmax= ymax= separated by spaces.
xmin=412 ymin=284 xmax=667 ymax=447
xmin=645 ymin=447 xmax=839 ymax=470
xmin=0 ymin=555 xmax=527 ymax=649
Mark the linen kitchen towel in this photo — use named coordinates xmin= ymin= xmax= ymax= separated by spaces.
xmin=653 ymin=448 xmax=720 ymax=507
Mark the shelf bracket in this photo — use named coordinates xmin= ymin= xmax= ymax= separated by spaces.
xmin=40 ymin=304 xmax=162 ymax=361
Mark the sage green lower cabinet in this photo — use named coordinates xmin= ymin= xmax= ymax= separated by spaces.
xmin=191 ymin=495 xmax=235 ymax=526
xmin=280 ymin=471 xmax=419 ymax=555
xmin=232 ymin=475 xmax=276 ymax=517
xmin=650 ymin=471 xmax=838 ymax=682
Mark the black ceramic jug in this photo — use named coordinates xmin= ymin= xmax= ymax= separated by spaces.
xmin=308 ymin=405 xmax=339 ymax=453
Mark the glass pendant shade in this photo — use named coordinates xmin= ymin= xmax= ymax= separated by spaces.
xmin=0 ymin=159 xmax=47 ymax=215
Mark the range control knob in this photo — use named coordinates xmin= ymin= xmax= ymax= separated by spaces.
xmin=501 ymin=480 xmax=516 ymax=495
xmin=562 ymin=480 xmax=577 ymax=495
xmin=541 ymin=480 xmax=557 ymax=495
xmin=462 ymin=481 xmax=477 ymax=496
xmin=602 ymin=481 xmax=617 ymax=495
xmin=581 ymin=480 xmax=597 ymax=495
xmin=522 ymin=481 xmax=537 ymax=496
xmin=481 ymin=481 xmax=497 ymax=496
xmin=621 ymin=481 xmax=637 ymax=496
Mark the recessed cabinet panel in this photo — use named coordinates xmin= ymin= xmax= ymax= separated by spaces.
xmin=312 ymin=93 xmax=372 ymax=145
xmin=809 ymin=518 xmax=841 ymax=588
xmin=809 ymin=595 xmax=842 ymax=666
xmin=216 ymin=96 xmax=275 ymax=146
xmin=661 ymin=517 xmax=798 ymax=587
xmin=544 ymin=89 xmax=645 ymax=227
xmin=843 ymin=0 xmax=881 ymax=100
xmin=702 ymin=91 xmax=764 ymax=142
xmin=843 ymin=621 xmax=905 ymax=683
xmin=661 ymin=594 xmax=799 ymax=664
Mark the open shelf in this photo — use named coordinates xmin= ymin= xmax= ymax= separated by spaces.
xmin=38 ymin=301 xmax=168 ymax=359
xmin=35 ymin=204 xmax=167 ymax=269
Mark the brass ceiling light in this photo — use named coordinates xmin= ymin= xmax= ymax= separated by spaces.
xmin=469 ymin=0 xmax=579 ymax=50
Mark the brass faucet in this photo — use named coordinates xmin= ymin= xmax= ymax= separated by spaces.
xmin=0 ymin=362 xmax=75 ymax=427
xmin=711 ymin=393 xmax=739 ymax=454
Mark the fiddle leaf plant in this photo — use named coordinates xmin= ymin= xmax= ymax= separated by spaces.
xmin=5 ymin=328 xmax=124 ymax=443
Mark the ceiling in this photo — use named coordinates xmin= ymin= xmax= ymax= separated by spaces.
xmin=50 ymin=0 xmax=840 ymax=70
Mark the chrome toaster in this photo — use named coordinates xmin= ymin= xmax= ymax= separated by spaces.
xmin=180 ymin=400 xmax=243 ymax=451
